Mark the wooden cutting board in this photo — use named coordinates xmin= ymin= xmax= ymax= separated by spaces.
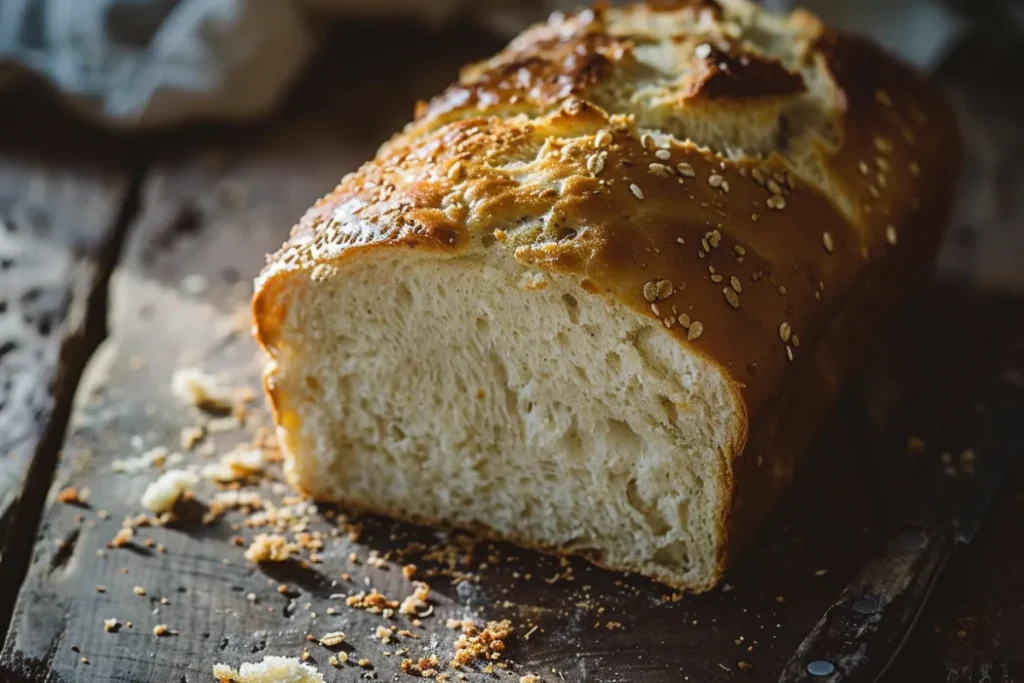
xmin=1 ymin=20 xmax=1023 ymax=683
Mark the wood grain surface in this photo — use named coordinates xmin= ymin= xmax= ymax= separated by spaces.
xmin=0 ymin=107 xmax=137 ymax=645
xmin=0 ymin=20 xmax=1023 ymax=683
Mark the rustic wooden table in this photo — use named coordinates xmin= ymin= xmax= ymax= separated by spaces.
xmin=0 ymin=21 xmax=1022 ymax=683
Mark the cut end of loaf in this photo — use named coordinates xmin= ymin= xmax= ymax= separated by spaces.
xmin=258 ymin=247 xmax=744 ymax=592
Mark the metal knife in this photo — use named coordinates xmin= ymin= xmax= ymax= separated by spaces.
xmin=778 ymin=381 xmax=1024 ymax=683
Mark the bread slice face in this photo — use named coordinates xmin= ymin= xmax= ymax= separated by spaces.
xmin=253 ymin=0 xmax=958 ymax=591
xmin=259 ymin=247 xmax=743 ymax=590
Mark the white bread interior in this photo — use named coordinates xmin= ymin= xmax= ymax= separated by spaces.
xmin=268 ymin=247 xmax=742 ymax=589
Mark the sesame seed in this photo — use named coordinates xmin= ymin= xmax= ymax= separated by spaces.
xmin=778 ymin=285 xmax=787 ymax=295
xmin=766 ymin=195 xmax=785 ymax=210
xmin=786 ymin=345 xmax=794 ymax=362
xmin=822 ymin=232 xmax=834 ymax=253
xmin=687 ymin=321 xmax=703 ymax=340
xmin=766 ymin=179 xmax=782 ymax=195
xmin=874 ymin=136 xmax=893 ymax=154
xmin=648 ymin=162 xmax=669 ymax=176
xmin=877 ymin=173 xmax=887 ymax=188
xmin=642 ymin=281 xmax=658 ymax=303
xmin=655 ymin=279 xmax=674 ymax=300
xmin=594 ymin=130 xmax=612 ymax=148
xmin=701 ymin=238 xmax=710 ymax=252
xmin=676 ymin=237 xmax=685 ymax=244
xmin=724 ymin=288 xmax=740 ymax=309
xmin=779 ymin=322 xmax=791 ymax=342
xmin=708 ymin=174 xmax=724 ymax=188
xmin=721 ymin=180 xmax=730 ymax=193
xmin=858 ymin=161 xmax=869 ymax=176
xmin=886 ymin=225 xmax=898 ymax=245
xmin=876 ymin=156 xmax=890 ymax=172
xmin=676 ymin=162 xmax=695 ymax=177
xmin=751 ymin=168 xmax=767 ymax=185
xmin=869 ymin=185 xmax=881 ymax=198
xmin=711 ymin=273 xmax=723 ymax=283
xmin=655 ymin=149 xmax=671 ymax=161
xmin=678 ymin=313 xmax=691 ymax=328
xmin=629 ymin=183 xmax=644 ymax=200
xmin=695 ymin=43 xmax=712 ymax=59
xmin=909 ymin=162 xmax=920 ymax=177
xmin=792 ymin=334 xmax=800 ymax=347
xmin=640 ymin=133 xmax=654 ymax=150
xmin=586 ymin=153 xmax=605 ymax=175
xmin=734 ymin=245 xmax=746 ymax=256
xmin=709 ymin=230 xmax=721 ymax=247
xmin=730 ymin=276 xmax=742 ymax=293
xmin=751 ymin=213 xmax=759 ymax=222
xmin=875 ymin=89 xmax=892 ymax=107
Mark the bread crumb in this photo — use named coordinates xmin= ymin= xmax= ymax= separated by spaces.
xmin=245 ymin=534 xmax=298 ymax=563
xmin=180 ymin=426 xmax=205 ymax=450
xmin=319 ymin=631 xmax=346 ymax=647
xmin=450 ymin=620 xmax=512 ymax=668
xmin=171 ymin=367 xmax=233 ymax=414
xmin=133 ymin=586 xmax=147 ymax=596
xmin=347 ymin=589 xmax=399 ymax=613
xmin=213 ymin=656 xmax=325 ymax=683
xmin=399 ymin=582 xmax=431 ymax=616
xmin=140 ymin=469 xmax=198 ymax=513
xmin=153 ymin=624 xmax=176 ymax=637
xmin=520 ymin=676 xmax=541 ymax=683
xmin=402 ymin=564 xmax=417 ymax=579
xmin=103 ymin=618 xmax=120 ymax=632
xmin=57 ymin=487 xmax=82 ymax=504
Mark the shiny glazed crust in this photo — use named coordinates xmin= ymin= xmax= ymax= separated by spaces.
xmin=253 ymin=0 xmax=960 ymax=590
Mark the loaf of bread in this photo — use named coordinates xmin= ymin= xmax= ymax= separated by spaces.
xmin=253 ymin=0 xmax=959 ymax=591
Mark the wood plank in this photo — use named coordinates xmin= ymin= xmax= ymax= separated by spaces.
xmin=3 ymin=21 xmax=1024 ymax=683
xmin=0 ymin=104 xmax=135 ymax=644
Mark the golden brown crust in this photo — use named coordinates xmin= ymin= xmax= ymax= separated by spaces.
xmin=253 ymin=0 xmax=960 ymax=591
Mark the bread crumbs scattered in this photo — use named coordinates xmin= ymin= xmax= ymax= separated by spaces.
xmin=103 ymin=618 xmax=120 ymax=632
xmin=358 ymin=658 xmax=371 ymax=668
xmin=346 ymin=589 xmax=399 ymax=613
xmin=171 ymin=367 xmax=233 ymax=414
xmin=245 ymin=533 xmax=298 ymax=563
xmin=402 ymin=564 xmax=417 ymax=579
xmin=57 ymin=487 xmax=82 ymax=504
xmin=153 ymin=624 xmax=176 ymax=637
xmin=520 ymin=676 xmax=541 ymax=683
xmin=450 ymin=620 xmax=512 ymax=668
xmin=180 ymin=426 xmax=205 ymax=450
xmin=399 ymin=581 xmax=431 ymax=616
xmin=213 ymin=656 xmax=325 ymax=683
xmin=133 ymin=585 xmax=147 ymax=596
xmin=738 ymin=661 xmax=751 ymax=671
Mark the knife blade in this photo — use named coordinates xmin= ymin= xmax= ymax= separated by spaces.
xmin=778 ymin=380 xmax=1024 ymax=683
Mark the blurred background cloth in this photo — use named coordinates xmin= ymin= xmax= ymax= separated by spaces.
xmin=0 ymin=0 xmax=1021 ymax=129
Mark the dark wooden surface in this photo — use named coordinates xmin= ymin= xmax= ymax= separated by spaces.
xmin=0 ymin=20 xmax=1023 ymax=683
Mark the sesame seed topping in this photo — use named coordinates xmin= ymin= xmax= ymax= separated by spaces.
xmin=723 ymin=288 xmax=740 ymax=309
xmin=676 ymin=162 xmax=695 ymax=177
xmin=877 ymin=173 xmax=887 ymax=188
xmin=751 ymin=168 xmax=766 ymax=185
xmin=594 ymin=130 xmax=612 ymax=148
xmin=869 ymin=185 xmax=881 ymax=199
xmin=751 ymin=213 xmax=759 ymax=222
xmin=886 ymin=225 xmax=898 ymax=245
xmin=779 ymin=321 xmax=791 ymax=342
xmin=786 ymin=345 xmax=794 ymax=362
xmin=875 ymin=90 xmax=892 ymax=107
xmin=710 ymin=273 xmax=723 ymax=283
xmin=730 ymin=276 xmax=742 ymax=293
xmin=858 ymin=161 xmax=870 ymax=176
xmin=655 ymin=149 xmax=671 ymax=161
xmin=586 ymin=153 xmax=606 ymax=176
xmin=687 ymin=321 xmax=703 ymax=340
xmin=909 ymin=162 xmax=920 ymax=177
xmin=642 ymin=281 xmax=658 ymax=303
xmin=876 ymin=156 xmax=890 ymax=172
xmin=708 ymin=174 xmax=724 ymax=188
xmin=766 ymin=195 xmax=786 ymax=210
xmin=766 ymin=179 xmax=782 ymax=195
xmin=676 ymin=237 xmax=685 ymax=245
xmin=778 ymin=285 xmax=787 ymax=295
xmin=792 ymin=334 xmax=800 ymax=347
xmin=629 ymin=183 xmax=644 ymax=200
xmin=734 ymin=245 xmax=746 ymax=256
xmin=648 ymin=162 xmax=670 ymax=176
xmin=822 ymin=232 xmax=834 ymax=253
xmin=874 ymin=136 xmax=893 ymax=154
xmin=721 ymin=179 xmax=730 ymax=193
xmin=678 ymin=313 xmax=691 ymax=328
xmin=708 ymin=230 xmax=721 ymax=247
xmin=640 ymin=133 xmax=654 ymax=150
xmin=695 ymin=43 xmax=712 ymax=59
xmin=655 ymin=279 xmax=674 ymax=300
xmin=701 ymin=238 xmax=710 ymax=252
xmin=650 ymin=303 xmax=660 ymax=316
